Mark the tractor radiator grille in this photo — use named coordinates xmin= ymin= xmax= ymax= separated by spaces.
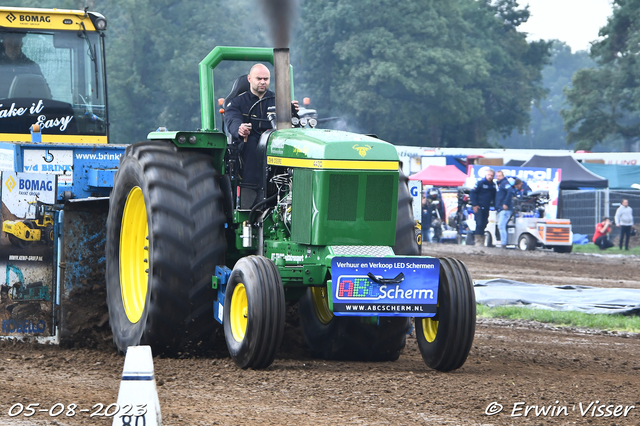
xmin=364 ymin=174 xmax=394 ymax=221
xmin=328 ymin=174 xmax=359 ymax=221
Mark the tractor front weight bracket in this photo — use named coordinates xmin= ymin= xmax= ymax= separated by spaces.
xmin=213 ymin=265 xmax=232 ymax=325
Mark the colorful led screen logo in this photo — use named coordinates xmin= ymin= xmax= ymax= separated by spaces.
xmin=337 ymin=277 xmax=380 ymax=298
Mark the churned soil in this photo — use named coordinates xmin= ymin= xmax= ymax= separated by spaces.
xmin=0 ymin=244 xmax=639 ymax=425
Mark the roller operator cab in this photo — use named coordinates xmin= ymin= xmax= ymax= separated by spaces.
xmin=0 ymin=7 xmax=108 ymax=144
xmin=105 ymin=47 xmax=476 ymax=372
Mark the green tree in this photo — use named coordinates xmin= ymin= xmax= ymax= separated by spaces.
xmin=101 ymin=0 xmax=268 ymax=144
xmin=561 ymin=0 xmax=640 ymax=151
xmin=293 ymin=0 xmax=550 ymax=147
xmin=496 ymin=41 xmax=595 ymax=149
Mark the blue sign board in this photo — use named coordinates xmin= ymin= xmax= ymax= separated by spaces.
xmin=330 ymin=256 xmax=440 ymax=317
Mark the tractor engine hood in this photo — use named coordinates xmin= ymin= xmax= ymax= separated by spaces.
xmin=266 ymin=128 xmax=399 ymax=169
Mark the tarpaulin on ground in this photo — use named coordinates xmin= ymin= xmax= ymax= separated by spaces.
xmin=475 ymin=279 xmax=640 ymax=315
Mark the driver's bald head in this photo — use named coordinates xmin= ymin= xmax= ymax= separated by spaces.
xmin=248 ymin=63 xmax=270 ymax=98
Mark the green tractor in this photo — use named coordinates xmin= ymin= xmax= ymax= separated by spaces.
xmin=106 ymin=47 xmax=475 ymax=371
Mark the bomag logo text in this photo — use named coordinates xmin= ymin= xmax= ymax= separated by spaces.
xmin=19 ymin=178 xmax=53 ymax=192
xmin=19 ymin=15 xmax=51 ymax=23
xmin=353 ymin=144 xmax=372 ymax=157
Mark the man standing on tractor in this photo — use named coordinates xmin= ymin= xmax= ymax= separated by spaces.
xmin=470 ymin=168 xmax=496 ymax=245
xmin=224 ymin=64 xmax=298 ymax=187
xmin=494 ymin=170 xmax=512 ymax=248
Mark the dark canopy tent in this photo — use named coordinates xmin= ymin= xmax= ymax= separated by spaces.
xmin=408 ymin=165 xmax=468 ymax=186
xmin=504 ymin=159 xmax=525 ymax=167
xmin=521 ymin=155 xmax=608 ymax=189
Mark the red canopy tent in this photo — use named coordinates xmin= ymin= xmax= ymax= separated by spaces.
xmin=408 ymin=165 xmax=468 ymax=186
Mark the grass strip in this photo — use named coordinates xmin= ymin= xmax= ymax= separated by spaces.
xmin=476 ymin=304 xmax=640 ymax=333
xmin=571 ymin=243 xmax=640 ymax=255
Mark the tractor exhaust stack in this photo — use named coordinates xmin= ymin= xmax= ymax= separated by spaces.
xmin=274 ymin=48 xmax=292 ymax=130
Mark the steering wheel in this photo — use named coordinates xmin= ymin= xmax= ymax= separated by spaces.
xmin=246 ymin=95 xmax=275 ymax=125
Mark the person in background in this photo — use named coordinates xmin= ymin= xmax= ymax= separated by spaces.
xmin=512 ymin=178 xmax=531 ymax=199
xmin=615 ymin=198 xmax=634 ymax=250
xmin=494 ymin=170 xmax=512 ymax=248
xmin=470 ymin=169 xmax=496 ymax=245
xmin=593 ymin=217 xmax=614 ymax=250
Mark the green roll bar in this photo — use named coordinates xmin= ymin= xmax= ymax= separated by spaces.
xmin=199 ymin=46 xmax=294 ymax=131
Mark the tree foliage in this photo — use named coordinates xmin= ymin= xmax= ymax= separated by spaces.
xmin=6 ymin=0 xmax=551 ymax=148
xmin=292 ymin=0 xmax=550 ymax=147
xmin=496 ymin=41 xmax=595 ymax=149
xmin=100 ymin=0 xmax=267 ymax=144
xmin=561 ymin=0 xmax=640 ymax=151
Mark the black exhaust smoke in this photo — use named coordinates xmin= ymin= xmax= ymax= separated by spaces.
xmin=258 ymin=0 xmax=298 ymax=48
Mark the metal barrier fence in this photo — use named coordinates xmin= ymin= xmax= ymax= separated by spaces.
xmin=560 ymin=190 xmax=640 ymax=237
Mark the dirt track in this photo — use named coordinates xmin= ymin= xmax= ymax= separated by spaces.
xmin=0 ymin=244 xmax=639 ymax=425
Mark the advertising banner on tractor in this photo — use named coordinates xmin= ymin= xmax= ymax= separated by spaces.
xmin=330 ymin=257 xmax=439 ymax=317
xmin=0 ymin=171 xmax=56 ymax=338
xmin=465 ymin=165 xmax=561 ymax=219
xmin=23 ymin=149 xmax=73 ymax=186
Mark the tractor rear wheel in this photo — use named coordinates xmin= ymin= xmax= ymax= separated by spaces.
xmin=416 ymin=257 xmax=475 ymax=371
xmin=393 ymin=169 xmax=420 ymax=256
xmin=298 ymin=286 xmax=410 ymax=361
xmin=106 ymin=141 xmax=226 ymax=355
xmin=298 ymin=168 xmax=415 ymax=361
xmin=223 ymin=255 xmax=285 ymax=369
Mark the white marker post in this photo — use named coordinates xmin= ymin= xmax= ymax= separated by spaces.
xmin=112 ymin=346 xmax=162 ymax=426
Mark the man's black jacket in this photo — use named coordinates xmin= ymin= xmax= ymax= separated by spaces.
xmin=224 ymin=89 xmax=275 ymax=186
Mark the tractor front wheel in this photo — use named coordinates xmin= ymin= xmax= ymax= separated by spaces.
xmin=416 ymin=257 xmax=475 ymax=371
xmin=223 ymin=255 xmax=285 ymax=369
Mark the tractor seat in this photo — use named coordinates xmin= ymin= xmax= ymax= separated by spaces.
xmin=223 ymin=74 xmax=249 ymax=111
xmin=222 ymin=74 xmax=249 ymax=139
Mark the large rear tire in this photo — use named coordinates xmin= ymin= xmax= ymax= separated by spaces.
xmin=416 ymin=257 xmax=475 ymax=371
xmin=298 ymin=168 xmax=415 ymax=361
xmin=223 ymin=255 xmax=285 ymax=369
xmin=106 ymin=141 xmax=226 ymax=355
xmin=393 ymin=169 xmax=420 ymax=256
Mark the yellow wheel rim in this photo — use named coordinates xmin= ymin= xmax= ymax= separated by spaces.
xmin=422 ymin=317 xmax=439 ymax=343
xmin=230 ymin=283 xmax=248 ymax=342
xmin=311 ymin=286 xmax=333 ymax=325
xmin=119 ymin=186 xmax=149 ymax=324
